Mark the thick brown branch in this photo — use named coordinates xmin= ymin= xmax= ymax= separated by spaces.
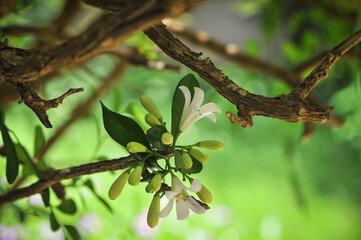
xmin=165 ymin=20 xmax=344 ymax=128
xmin=292 ymin=29 xmax=361 ymax=99
xmin=145 ymin=24 xmax=332 ymax=127
xmin=16 ymin=82 xmax=83 ymax=128
xmin=0 ymin=148 xmax=174 ymax=207
xmin=0 ymin=0 xmax=203 ymax=83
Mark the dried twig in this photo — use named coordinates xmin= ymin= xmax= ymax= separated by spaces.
xmin=16 ymin=82 xmax=83 ymax=128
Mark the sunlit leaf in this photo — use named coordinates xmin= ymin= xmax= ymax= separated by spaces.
xmin=57 ymin=199 xmax=77 ymax=215
xmin=171 ymin=74 xmax=199 ymax=137
xmin=101 ymin=101 xmax=150 ymax=148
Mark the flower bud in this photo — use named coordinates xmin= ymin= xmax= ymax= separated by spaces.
xmin=126 ymin=142 xmax=148 ymax=153
xmin=147 ymin=195 xmax=160 ymax=228
xmin=145 ymin=183 xmax=153 ymax=193
xmin=108 ymin=170 xmax=129 ymax=200
xmin=161 ymin=132 xmax=173 ymax=145
xmin=128 ymin=165 xmax=143 ymax=186
xmin=145 ymin=114 xmax=162 ymax=127
xmin=189 ymin=149 xmax=209 ymax=164
xmin=140 ymin=95 xmax=162 ymax=121
xmin=197 ymin=140 xmax=224 ymax=151
xmin=196 ymin=185 xmax=213 ymax=204
xmin=181 ymin=152 xmax=193 ymax=169
xmin=149 ymin=174 xmax=162 ymax=192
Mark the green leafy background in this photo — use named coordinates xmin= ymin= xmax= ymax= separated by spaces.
xmin=0 ymin=0 xmax=361 ymax=239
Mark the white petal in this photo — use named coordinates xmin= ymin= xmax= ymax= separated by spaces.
xmin=204 ymin=112 xmax=217 ymax=123
xmin=186 ymin=196 xmax=206 ymax=214
xmin=179 ymin=86 xmax=191 ymax=107
xmin=165 ymin=191 xmax=179 ymax=200
xmin=172 ymin=176 xmax=186 ymax=192
xmin=157 ymin=199 xmax=174 ymax=218
xmin=199 ymin=103 xmax=221 ymax=114
xmin=191 ymin=87 xmax=204 ymax=109
xmin=179 ymin=113 xmax=201 ymax=132
xmin=188 ymin=179 xmax=202 ymax=193
xmin=176 ymin=199 xmax=190 ymax=220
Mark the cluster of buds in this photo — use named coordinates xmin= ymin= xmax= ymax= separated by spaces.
xmin=105 ymin=81 xmax=223 ymax=228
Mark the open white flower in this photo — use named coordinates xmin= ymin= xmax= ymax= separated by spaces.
xmin=157 ymin=176 xmax=206 ymax=220
xmin=179 ymin=86 xmax=221 ymax=132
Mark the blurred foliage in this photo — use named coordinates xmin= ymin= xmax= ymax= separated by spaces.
xmin=0 ymin=0 xmax=361 ymax=239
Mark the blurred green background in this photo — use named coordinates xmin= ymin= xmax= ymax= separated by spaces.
xmin=1 ymin=0 xmax=361 ymax=239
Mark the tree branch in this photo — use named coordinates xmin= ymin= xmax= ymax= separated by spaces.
xmin=291 ymin=29 xmax=361 ymax=99
xmin=0 ymin=148 xmax=174 ymax=207
xmin=145 ymin=24 xmax=335 ymax=127
xmin=15 ymin=82 xmax=83 ymax=128
xmin=0 ymin=0 xmax=203 ymax=83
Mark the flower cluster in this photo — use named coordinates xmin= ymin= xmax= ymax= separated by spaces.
xmin=104 ymin=75 xmax=223 ymax=228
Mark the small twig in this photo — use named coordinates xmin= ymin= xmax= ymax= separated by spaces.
xmin=291 ymin=29 xmax=361 ymax=99
xmin=0 ymin=148 xmax=175 ymax=207
xmin=16 ymin=82 xmax=83 ymax=128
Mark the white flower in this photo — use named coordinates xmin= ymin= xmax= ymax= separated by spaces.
xmin=178 ymin=86 xmax=221 ymax=132
xmin=158 ymin=176 xmax=206 ymax=220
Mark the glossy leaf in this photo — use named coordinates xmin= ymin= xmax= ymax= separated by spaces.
xmin=175 ymin=150 xmax=203 ymax=174
xmin=146 ymin=125 xmax=168 ymax=150
xmin=64 ymin=225 xmax=80 ymax=240
xmin=1 ymin=126 xmax=19 ymax=184
xmin=50 ymin=211 xmax=60 ymax=231
xmin=57 ymin=199 xmax=77 ymax=215
xmin=34 ymin=125 xmax=45 ymax=156
xmin=101 ymin=101 xmax=150 ymax=148
xmin=171 ymin=74 xmax=199 ymax=137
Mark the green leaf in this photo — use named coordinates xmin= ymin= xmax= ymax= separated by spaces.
xmin=34 ymin=125 xmax=45 ymax=156
xmin=50 ymin=211 xmax=60 ymax=231
xmin=171 ymin=74 xmax=199 ymax=137
xmin=64 ymin=225 xmax=80 ymax=240
xmin=101 ymin=101 xmax=150 ymax=148
xmin=42 ymin=188 xmax=50 ymax=207
xmin=1 ymin=126 xmax=19 ymax=184
xmin=174 ymin=150 xmax=203 ymax=174
xmin=83 ymin=179 xmax=113 ymax=213
xmin=14 ymin=144 xmax=42 ymax=177
xmin=57 ymin=199 xmax=77 ymax=215
xmin=146 ymin=125 xmax=168 ymax=150
xmin=0 ymin=105 xmax=4 ymax=127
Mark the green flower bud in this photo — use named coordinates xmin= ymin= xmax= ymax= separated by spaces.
xmin=161 ymin=132 xmax=173 ymax=145
xmin=147 ymin=195 xmax=160 ymax=228
xmin=127 ymin=142 xmax=148 ymax=153
xmin=145 ymin=113 xmax=162 ymax=127
xmin=181 ymin=152 xmax=193 ymax=169
xmin=189 ymin=148 xmax=209 ymax=164
xmin=140 ymin=95 xmax=162 ymax=121
xmin=128 ymin=165 xmax=143 ymax=186
xmin=150 ymin=174 xmax=162 ymax=192
xmin=108 ymin=170 xmax=129 ymax=200
xmin=196 ymin=185 xmax=213 ymax=204
xmin=145 ymin=183 xmax=153 ymax=193
xmin=197 ymin=140 xmax=224 ymax=151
